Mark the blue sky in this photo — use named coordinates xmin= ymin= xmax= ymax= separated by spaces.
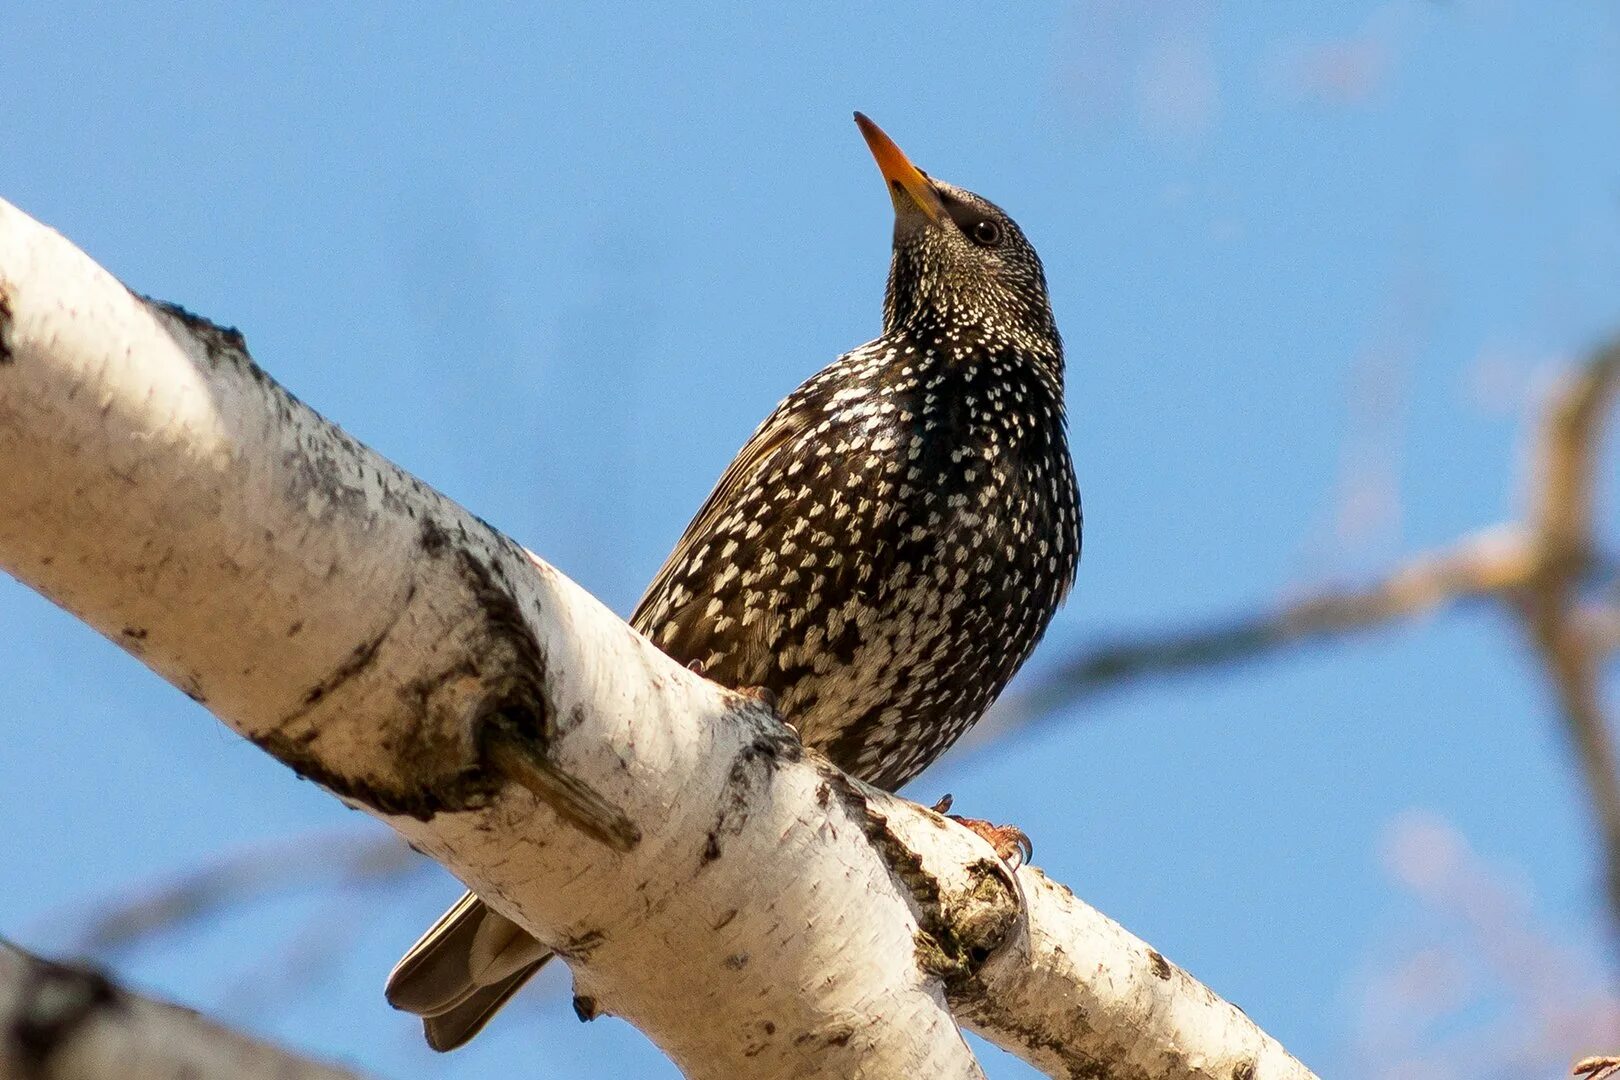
xmin=2 ymin=3 xmax=1617 ymax=1077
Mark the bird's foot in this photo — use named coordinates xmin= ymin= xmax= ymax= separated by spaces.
xmin=955 ymin=817 xmax=1033 ymax=869
xmin=928 ymin=794 xmax=1032 ymax=869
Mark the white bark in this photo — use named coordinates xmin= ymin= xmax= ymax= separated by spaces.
xmin=962 ymin=871 xmax=1313 ymax=1078
xmin=0 ymin=939 xmax=365 ymax=1080
xmin=0 ymin=195 xmax=1318 ymax=1079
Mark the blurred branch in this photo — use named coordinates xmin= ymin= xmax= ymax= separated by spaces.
xmin=0 ymin=939 xmax=367 ymax=1080
xmin=1362 ymin=810 xmax=1620 ymax=1077
xmin=72 ymin=831 xmax=419 ymax=956
xmin=980 ymin=523 xmax=1539 ymax=741
xmin=987 ymin=339 xmax=1620 ymax=952
xmin=1577 ymin=1057 xmax=1620 ymax=1080
xmin=1519 ymin=344 xmax=1620 ymax=950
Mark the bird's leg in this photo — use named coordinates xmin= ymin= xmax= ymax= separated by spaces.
xmin=927 ymin=794 xmax=1032 ymax=869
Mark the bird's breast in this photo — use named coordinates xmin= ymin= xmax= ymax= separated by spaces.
xmin=637 ymin=340 xmax=1077 ymax=789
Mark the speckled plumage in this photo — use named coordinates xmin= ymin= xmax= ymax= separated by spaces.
xmin=634 ymin=289 xmax=1076 ymax=788
xmin=632 ymin=162 xmax=1078 ymax=790
xmin=385 ymin=115 xmax=1081 ymax=1051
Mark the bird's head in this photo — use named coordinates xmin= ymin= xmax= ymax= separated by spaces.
xmin=855 ymin=112 xmax=1059 ymax=361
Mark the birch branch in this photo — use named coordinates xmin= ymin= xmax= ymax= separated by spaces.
xmin=0 ymin=939 xmax=366 ymax=1080
xmin=0 ymin=197 xmax=1316 ymax=1078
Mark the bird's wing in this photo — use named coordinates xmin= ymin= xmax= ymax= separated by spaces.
xmin=630 ymin=397 xmax=813 ymax=638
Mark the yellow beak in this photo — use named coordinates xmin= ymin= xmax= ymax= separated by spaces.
xmin=854 ymin=112 xmax=945 ymax=225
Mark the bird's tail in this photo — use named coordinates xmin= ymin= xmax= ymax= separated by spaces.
xmin=385 ymin=890 xmax=552 ymax=1051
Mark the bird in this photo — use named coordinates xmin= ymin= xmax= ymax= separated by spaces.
xmin=385 ymin=111 xmax=1082 ymax=1051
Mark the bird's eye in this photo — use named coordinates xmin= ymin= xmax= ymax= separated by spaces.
xmin=970 ymin=219 xmax=1002 ymax=246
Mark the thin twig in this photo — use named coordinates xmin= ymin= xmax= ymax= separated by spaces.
xmin=1575 ymin=1056 xmax=1620 ymax=1080
xmin=1518 ymin=342 xmax=1620 ymax=955
xmin=67 ymin=830 xmax=420 ymax=955
xmin=974 ymin=524 xmax=1541 ymax=748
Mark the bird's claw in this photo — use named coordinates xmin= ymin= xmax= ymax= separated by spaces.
xmin=927 ymin=794 xmax=1030 ymax=868
xmin=949 ymin=814 xmax=1033 ymax=870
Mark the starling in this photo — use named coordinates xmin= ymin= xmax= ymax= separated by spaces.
xmin=385 ymin=112 xmax=1081 ymax=1050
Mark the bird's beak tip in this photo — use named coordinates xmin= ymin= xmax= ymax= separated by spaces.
xmin=854 ymin=113 xmax=945 ymax=226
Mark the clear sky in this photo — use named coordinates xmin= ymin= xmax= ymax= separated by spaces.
xmin=3 ymin=3 xmax=1617 ymax=1077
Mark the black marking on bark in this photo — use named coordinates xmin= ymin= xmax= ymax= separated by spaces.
xmin=258 ymin=539 xmax=550 ymax=823
xmin=555 ymin=703 xmax=589 ymax=738
xmin=724 ymin=953 xmax=749 ymax=970
xmin=572 ymin=994 xmax=599 ymax=1022
xmin=253 ymin=725 xmax=491 ymax=820
xmin=419 ymin=518 xmax=452 ymax=555
xmin=283 ymin=581 xmax=417 ymax=715
xmin=120 ymin=626 xmax=147 ymax=641
xmin=794 ymin=1024 xmax=854 ymax=1049
xmin=697 ymin=714 xmax=802 ymax=869
xmin=468 ymin=536 xmax=644 ymax=851
xmin=7 ymin=950 xmax=120 ymax=1070
xmin=0 ymin=283 xmax=13 ymax=365
xmin=301 ymin=623 xmax=390 ymax=708
xmin=555 ymin=928 xmax=605 ymax=962
xmin=281 ymin=420 xmax=375 ymax=526
xmin=268 ymin=537 xmax=543 ymax=819
xmin=822 ymin=767 xmax=1019 ymax=997
xmin=742 ymin=1016 xmax=780 ymax=1059
xmin=1147 ymin=949 xmax=1172 ymax=981
xmin=713 ymin=908 xmax=738 ymax=930
xmin=142 ymin=296 xmax=248 ymax=363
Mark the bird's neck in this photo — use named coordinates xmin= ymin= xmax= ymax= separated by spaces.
xmin=881 ymin=306 xmax=1065 ymax=391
